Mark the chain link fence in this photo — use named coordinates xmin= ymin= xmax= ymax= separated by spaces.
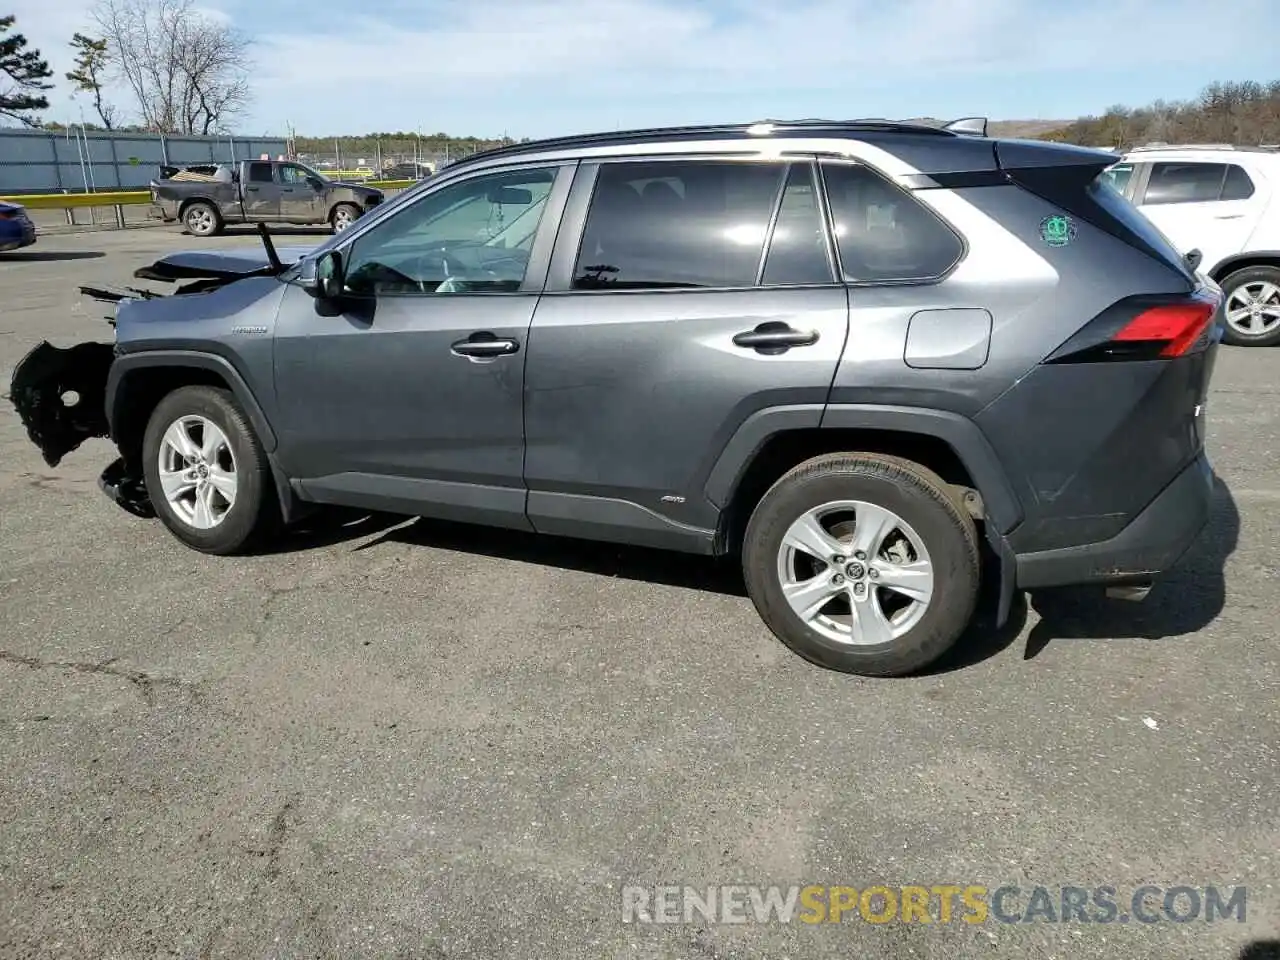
xmin=291 ymin=139 xmax=512 ymax=180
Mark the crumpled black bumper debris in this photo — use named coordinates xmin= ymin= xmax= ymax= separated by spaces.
xmin=8 ymin=340 xmax=115 ymax=467
xmin=98 ymin=457 xmax=155 ymax=519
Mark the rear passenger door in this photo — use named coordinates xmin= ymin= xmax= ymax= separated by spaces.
xmin=1133 ymin=161 xmax=1267 ymax=270
xmin=522 ymin=156 xmax=849 ymax=550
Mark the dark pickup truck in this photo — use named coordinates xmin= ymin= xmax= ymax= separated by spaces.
xmin=150 ymin=159 xmax=385 ymax=236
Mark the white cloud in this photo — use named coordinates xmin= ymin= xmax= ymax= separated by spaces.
xmin=248 ymin=0 xmax=1277 ymax=129
xmin=5 ymin=0 xmax=1278 ymax=132
xmin=254 ymin=0 xmax=1268 ymax=89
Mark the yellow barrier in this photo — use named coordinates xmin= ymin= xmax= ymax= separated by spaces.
xmin=2 ymin=179 xmax=419 ymax=210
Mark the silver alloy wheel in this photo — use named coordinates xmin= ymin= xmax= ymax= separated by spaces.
xmin=1226 ymin=280 xmax=1280 ymax=337
xmin=332 ymin=206 xmax=356 ymax=231
xmin=186 ymin=206 xmax=215 ymax=235
xmin=157 ymin=415 xmax=238 ymax=530
xmin=776 ymin=499 xmax=935 ymax=646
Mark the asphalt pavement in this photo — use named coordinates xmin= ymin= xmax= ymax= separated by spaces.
xmin=1 ymin=228 xmax=1277 ymax=960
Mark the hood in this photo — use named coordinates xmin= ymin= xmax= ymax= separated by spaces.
xmin=330 ymin=180 xmax=384 ymax=196
xmin=133 ymin=244 xmax=316 ymax=282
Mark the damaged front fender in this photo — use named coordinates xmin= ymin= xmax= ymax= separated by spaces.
xmin=8 ymin=340 xmax=116 ymax=467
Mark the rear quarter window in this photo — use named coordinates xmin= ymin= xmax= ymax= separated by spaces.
xmin=820 ymin=161 xmax=964 ymax=282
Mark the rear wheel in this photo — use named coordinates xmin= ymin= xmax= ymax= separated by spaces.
xmin=742 ymin=453 xmax=981 ymax=677
xmin=141 ymin=386 xmax=279 ymax=555
xmin=330 ymin=203 xmax=360 ymax=233
xmin=1220 ymin=265 xmax=1280 ymax=347
xmin=183 ymin=201 xmax=222 ymax=237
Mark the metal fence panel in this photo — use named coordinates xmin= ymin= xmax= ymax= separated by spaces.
xmin=0 ymin=128 xmax=289 ymax=195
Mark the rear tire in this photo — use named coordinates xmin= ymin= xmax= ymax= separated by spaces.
xmin=1220 ymin=265 xmax=1280 ymax=347
xmin=742 ymin=452 xmax=981 ymax=677
xmin=183 ymin=201 xmax=222 ymax=237
xmin=141 ymin=386 xmax=279 ymax=555
xmin=330 ymin=203 xmax=360 ymax=233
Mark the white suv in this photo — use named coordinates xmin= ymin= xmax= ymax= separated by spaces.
xmin=1105 ymin=145 xmax=1280 ymax=346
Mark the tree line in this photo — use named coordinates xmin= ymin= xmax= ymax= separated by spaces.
xmin=1039 ymin=80 xmax=1280 ymax=148
xmin=3 ymin=11 xmax=1279 ymax=148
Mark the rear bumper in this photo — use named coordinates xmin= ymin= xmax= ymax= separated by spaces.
xmin=1014 ymin=453 xmax=1214 ymax=589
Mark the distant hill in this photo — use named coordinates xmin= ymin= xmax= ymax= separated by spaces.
xmin=902 ymin=117 xmax=1070 ymax=138
xmin=987 ymin=119 xmax=1072 ymax=139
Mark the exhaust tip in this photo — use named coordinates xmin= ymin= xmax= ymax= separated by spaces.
xmin=1105 ymin=583 xmax=1153 ymax=602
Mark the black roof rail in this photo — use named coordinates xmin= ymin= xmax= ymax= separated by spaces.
xmin=444 ymin=118 xmax=962 ymax=170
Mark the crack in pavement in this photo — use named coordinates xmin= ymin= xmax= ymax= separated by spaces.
xmin=243 ymin=796 xmax=298 ymax=882
xmin=0 ymin=649 xmax=196 ymax=707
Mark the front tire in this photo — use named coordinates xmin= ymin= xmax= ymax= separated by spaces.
xmin=742 ymin=453 xmax=981 ymax=677
xmin=183 ymin=201 xmax=222 ymax=237
xmin=1220 ymin=265 xmax=1280 ymax=347
xmin=141 ymin=386 xmax=278 ymax=555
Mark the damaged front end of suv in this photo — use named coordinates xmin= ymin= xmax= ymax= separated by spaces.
xmin=8 ymin=225 xmax=300 ymax=518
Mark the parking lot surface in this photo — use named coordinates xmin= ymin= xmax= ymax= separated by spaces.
xmin=2 ymin=230 xmax=1278 ymax=959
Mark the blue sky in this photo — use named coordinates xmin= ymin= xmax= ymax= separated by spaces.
xmin=8 ymin=0 xmax=1280 ymax=138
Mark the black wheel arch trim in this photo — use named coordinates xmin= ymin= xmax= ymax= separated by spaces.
xmin=104 ymin=351 xmax=306 ymax=524
xmin=702 ymin=402 xmax=1024 ymax=535
xmin=1210 ymin=251 xmax=1280 ymax=282
xmin=106 ymin=350 xmax=278 ymax=451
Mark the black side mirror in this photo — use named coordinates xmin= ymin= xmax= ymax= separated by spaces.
xmin=1185 ymin=248 xmax=1204 ymax=272
xmin=308 ymin=177 xmax=325 ymax=190
xmin=303 ymin=250 xmax=345 ymax=299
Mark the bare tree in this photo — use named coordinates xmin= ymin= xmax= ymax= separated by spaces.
xmin=90 ymin=0 xmax=252 ymax=135
xmin=66 ymin=33 xmax=116 ymax=129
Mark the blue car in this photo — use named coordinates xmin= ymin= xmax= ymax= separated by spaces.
xmin=0 ymin=200 xmax=37 ymax=251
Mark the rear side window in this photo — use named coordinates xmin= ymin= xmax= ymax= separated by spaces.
xmin=820 ymin=162 xmax=963 ymax=282
xmin=1222 ymin=164 xmax=1255 ymax=201
xmin=248 ymin=162 xmax=273 ymax=183
xmin=574 ymin=159 xmax=785 ymax=289
xmin=1142 ymin=162 xmax=1229 ymax=204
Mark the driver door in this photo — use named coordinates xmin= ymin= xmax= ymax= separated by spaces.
xmin=277 ymin=162 xmax=324 ymax=222
xmin=271 ymin=161 xmax=574 ymax=529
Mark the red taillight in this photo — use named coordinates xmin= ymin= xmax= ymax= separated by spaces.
xmin=0 ymin=209 xmax=15 ymax=221
xmin=1110 ymin=297 xmax=1218 ymax=357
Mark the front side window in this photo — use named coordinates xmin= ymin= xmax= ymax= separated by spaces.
xmin=1142 ymin=162 xmax=1229 ymax=205
xmin=343 ymin=165 xmax=558 ymax=296
xmin=278 ymin=164 xmax=313 ymax=185
xmin=573 ymin=159 xmax=786 ymax=290
xmin=821 ymin=162 xmax=964 ymax=282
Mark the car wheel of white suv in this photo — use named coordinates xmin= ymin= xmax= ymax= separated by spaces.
xmin=1220 ymin=265 xmax=1280 ymax=347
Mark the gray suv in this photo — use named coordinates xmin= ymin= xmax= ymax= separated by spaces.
xmin=10 ymin=119 xmax=1223 ymax=677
